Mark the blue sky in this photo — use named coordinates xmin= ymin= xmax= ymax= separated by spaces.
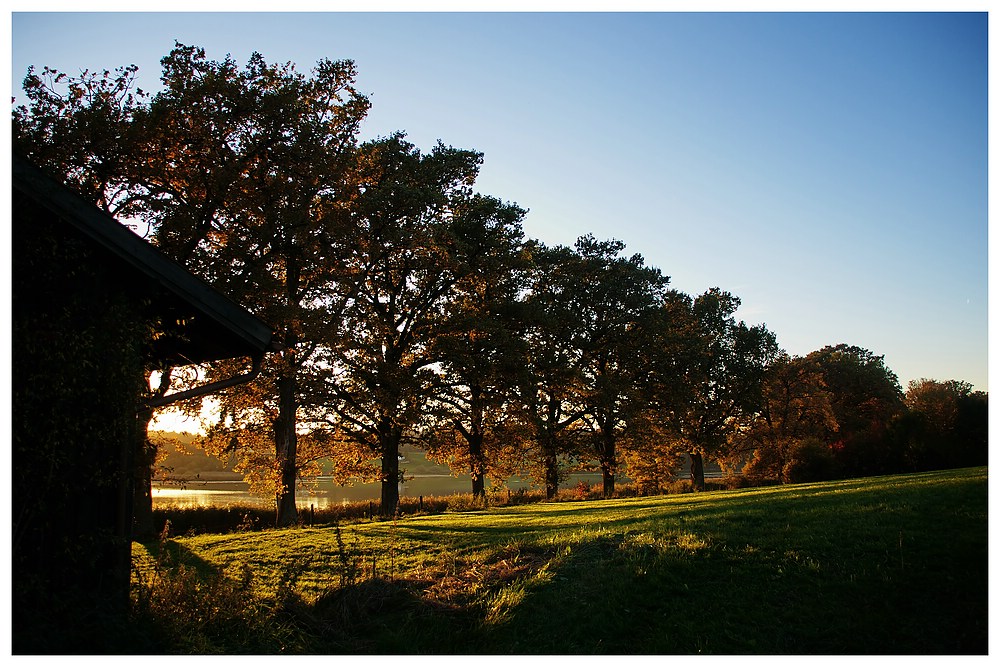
xmin=10 ymin=10 xmax=990 ymax=391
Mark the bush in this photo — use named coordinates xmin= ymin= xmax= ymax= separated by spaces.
xmin=151 ymin=506 xmax=273 ymax=537
xmin=741 ymin=446 xmax=783 ymax=482
xmin=720 ymin=474 xmax=757 ymax=490
xmin=663 ymin=479 xmax=696 ymax=494
xmin=608 ymin=482 xmax=640 ymax=499
xmin=783 ymin=438 xmax=838 ymax=483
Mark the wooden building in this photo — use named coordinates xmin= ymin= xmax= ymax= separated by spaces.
xmin=11 ymin=154 xmax=280 ymax=652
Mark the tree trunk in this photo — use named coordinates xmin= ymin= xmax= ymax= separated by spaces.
xmin=273 ymin=254 xmax=302 ymax=528
xmin=468 ymin=387 xmax=486 ymax=498
xmin=690 ymin=451 xmax=706 ymax=491
xmin=599 ymin=427 xmax=616 ymax=498
xmin=472 ymin=472 xmax=486 ymax=498
xmin=544 ymin=446 xmax=559 ymax=499
xmin=542 ymin=395 xmax=561 ymax=499
xmin=274 ymin=374 xmax=298 ymax=527
xmin=380 ymin=425 xmax=402 ymax=516
xmin=601 ymin=460 xmax=616 ymax=498
xmin=133 ymin=369 xmax=171 ymax=540
xmin=469 ymin=431 xmax=486 ymax=498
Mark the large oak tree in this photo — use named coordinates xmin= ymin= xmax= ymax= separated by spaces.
xmin=571 ymin=236 xmax=671 ymax=497
xmin=319 ymin=134 xmax=526 ymax=514
xmin=15 ymin=44 xmax=373 ymax=527
xmin=651 ymin=288 xmax=779 ymax=490
xmin=146 ymin=45 xmax=370 ymax=527
xmin=421 ymin=205 xmax=532 ymax=497
xmin=515 ymin=240 xmax=593 ymax=498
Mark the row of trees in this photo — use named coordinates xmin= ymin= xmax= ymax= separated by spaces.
xmin=14 ymin=45 xmax=987 ymax=528
xmin=727 ymin=350 xmax=987 ymax=483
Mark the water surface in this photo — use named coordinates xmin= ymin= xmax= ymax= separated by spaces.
xmin=152 ymin=472 xmax=607 ymax=509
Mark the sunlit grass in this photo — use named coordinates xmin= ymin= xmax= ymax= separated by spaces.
xmin=131 ymin=467 xmax=987 ymax=653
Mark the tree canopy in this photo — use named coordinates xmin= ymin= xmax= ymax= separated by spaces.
xmin=804 ymin=344 xmax=904 ymax=477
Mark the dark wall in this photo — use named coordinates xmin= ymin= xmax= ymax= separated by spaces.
xmin=12 ymin=191 xmax=145 ymax=653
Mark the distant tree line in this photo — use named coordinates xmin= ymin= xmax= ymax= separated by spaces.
xmin=14 ymin=44 xmax=987 ymax=529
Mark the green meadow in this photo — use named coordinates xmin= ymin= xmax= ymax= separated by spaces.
xmin=131 ymin=467 xmax=988 ymax=654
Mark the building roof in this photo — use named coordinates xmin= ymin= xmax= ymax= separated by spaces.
xmin=12 ymin=153 xmax=282 ymax=365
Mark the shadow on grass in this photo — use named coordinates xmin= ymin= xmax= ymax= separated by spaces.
xmin=384 ymin=472 xmax=988 ymax=653
xmin=469 ymin=527 xmax=987 ymax=654
xmin=136 ymin=538 xmax=223 ymax=582
xmin=128 ymin=469 xmax=987 ymax=654
xmin=308 ymin=577 xmax=481 ymax=653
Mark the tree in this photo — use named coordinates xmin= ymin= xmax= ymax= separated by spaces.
xmin=805 ymin=344 xmax=904 ymax=477
xmin=897 ymin=379 xmax=988 ymax=471
xmin=320 ymin=134 xmax=520 ymax=514
xmin=618 ymin=289 xmax=697 ymax=491
xmin=13 ymin=60 xmax=182 ymax=536
xmin=134 ymin=369 xmax=178 ymax=539
xmin=952 ymin=387 xmax=989 ymax=468
xmin=652 ymin=288 xmax=779 ymax=490
xmin=515 ymin=242 xmax=593 ymax=498
xmin=14 ymin=45 xmax=372 ymax=527
xmin=571 ymin=236 xmax=671 ymax=497
xmin=156 ymin=46 xmax=373 ymax=527
xmin=729 ymin=353 xmax=839 ymax=483
xmin=617 ymin=408 xmax=686 ymax=494
xmin=13 ymin=63 xmax=148 ymax=215
xmin=422 ymin=204 xmax=531 ymax=497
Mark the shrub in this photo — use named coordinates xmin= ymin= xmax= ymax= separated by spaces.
xmin=152 ymin=506 xmax=273 ymax=536
xmin=444 ymin=492 xmax=491 ymax=512
xmin=609 ymin=482 xmax=640 ymax=499
xmin=720 ymin=474 xmax=756 ymax=490
xmin=663 ymin=479 xmax=696 ymax=495
xmin=783 ymin=438 xmax=838 ymax=483
xmin=741 ymin=446 xmax=784 ymax=482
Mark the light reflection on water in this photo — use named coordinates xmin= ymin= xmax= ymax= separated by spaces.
xmin=152 ymin=473 xmax=607 ymax=510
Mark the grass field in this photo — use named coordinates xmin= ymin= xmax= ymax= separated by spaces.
xmin=131 ymin=467 xmax=988 ymax=654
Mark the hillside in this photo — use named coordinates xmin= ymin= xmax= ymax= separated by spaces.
xmin=152 ymin=432 xmax=241 ymax=481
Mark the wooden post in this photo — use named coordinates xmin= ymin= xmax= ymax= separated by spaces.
xmin=310 ymin=504 xmax=315 ymax=526
xmin=419 ymin=495 xmax=423 ymax=511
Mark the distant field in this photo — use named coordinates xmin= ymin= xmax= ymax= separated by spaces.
xmin=132 ymin=467 xmax=988 ymax=654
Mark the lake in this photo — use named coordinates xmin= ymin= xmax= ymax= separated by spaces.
xmin=152 ymin=472 xmax=609 ymax=510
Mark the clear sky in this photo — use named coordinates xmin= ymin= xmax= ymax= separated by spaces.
xmin=9 ymin=9 xmax=990 ymax=392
